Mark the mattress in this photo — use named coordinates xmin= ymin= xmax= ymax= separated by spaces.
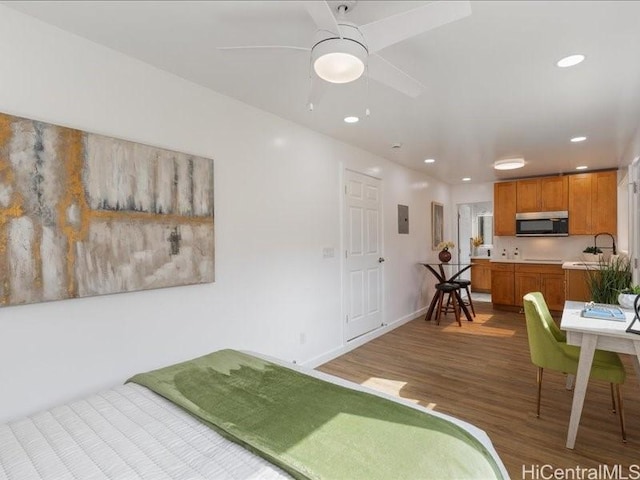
xmin=0 ymin=353 xmax=509 ymax=479
xmin=0 ymin=383 xmax=290 ymax=480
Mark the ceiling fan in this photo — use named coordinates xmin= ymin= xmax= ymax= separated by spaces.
xmin=219 ymin=1 xmax=471 ymax=107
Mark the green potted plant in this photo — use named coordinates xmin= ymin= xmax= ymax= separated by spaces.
xmin=582 ymin=246 xmax=603 ymax=263
xmin=618 ymin=285 xmax=640 ymax=309
xmin=586 ymin=256 xmax=632 ymax=305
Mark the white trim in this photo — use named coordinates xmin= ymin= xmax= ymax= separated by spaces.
xmin=301 ymin=308 xmax=427 ymax=369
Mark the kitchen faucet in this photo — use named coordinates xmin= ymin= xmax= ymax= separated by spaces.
xmin=594 ymin=232 xmax=617 ymax=255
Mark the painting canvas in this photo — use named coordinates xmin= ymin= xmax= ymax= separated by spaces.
xmin=0 ymin=112 xmax=214 ymax=307
xmin=431 ymin=202 xmax=443 ymax=250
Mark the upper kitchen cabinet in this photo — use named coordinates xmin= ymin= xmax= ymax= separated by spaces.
xmin=494 ymin=181 xmax=516 ymax=236
xmin=516 ymin=176 xmax=568 ymax=212
xmin=568 ymin=170 xmax=617 ymax=235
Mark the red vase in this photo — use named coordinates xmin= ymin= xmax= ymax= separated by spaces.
xmin=438 ymin=249 xmax=452 ymax=263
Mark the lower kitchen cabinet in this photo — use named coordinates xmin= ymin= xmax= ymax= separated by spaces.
xmin=470 ymin=258 xmax=491 ymax=293
xmin=491 ymin=263 xmax=515 ymax=306
xmin=565 ymin=269 xmax=592 ymax=302
xmin=515 ymin=264 xmax=565 ymax=310
xmin=492 ymin=262 xmax=565 ymax=311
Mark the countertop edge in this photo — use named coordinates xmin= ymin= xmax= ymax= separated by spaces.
xmin=489 ymin=258 xmax=566 ymax=265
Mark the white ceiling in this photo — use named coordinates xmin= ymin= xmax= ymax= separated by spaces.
xmin=6 ymin=1 xmax=640 ymax=184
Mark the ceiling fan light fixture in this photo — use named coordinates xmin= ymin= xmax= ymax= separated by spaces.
xmin=312 ymin=38 xmax=367 ymax=84
xmin=494 ymin=158 xmax=525 ymax=170
xmin=556 ymin=54 xmax=585 ymax=68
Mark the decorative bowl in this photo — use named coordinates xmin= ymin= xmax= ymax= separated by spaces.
xmin=618 ymin=293 xmax=639 ymax=310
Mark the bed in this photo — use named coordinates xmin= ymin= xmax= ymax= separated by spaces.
xmin=0 ymin=350 xmax=509 ymax=479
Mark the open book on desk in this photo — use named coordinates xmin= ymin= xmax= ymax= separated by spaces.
xmin=580 ymin=304 xmax=626 ymax=322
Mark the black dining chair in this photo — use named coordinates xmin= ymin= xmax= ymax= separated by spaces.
xmin=435 ymin=282 xmax=462 ymax=326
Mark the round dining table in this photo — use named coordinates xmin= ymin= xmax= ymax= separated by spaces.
xmin=420 ymin=262 xmax=474 ymax=323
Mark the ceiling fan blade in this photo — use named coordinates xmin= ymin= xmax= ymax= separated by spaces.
xmin=303 ymin=1 xmax=341 ymax=37
xmin=359 ymin=1 xmax=472 ymax=53
xmin=368 ymin=54 xmax=425 ymax=98
xmin=217 ymin=45 xmax=310 ymax=53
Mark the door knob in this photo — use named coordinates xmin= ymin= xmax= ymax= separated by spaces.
xmin=378 ymin=257 xmax=385 ymax=263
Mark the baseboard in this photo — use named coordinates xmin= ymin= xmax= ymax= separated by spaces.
xmin=301 ymin=307 xmax=428 ymax=369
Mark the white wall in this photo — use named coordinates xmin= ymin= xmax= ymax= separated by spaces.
xmin=0 ymin=6 xmax=450 ymax=422
xmin=450 ymin=182 xmax=494 ymax=206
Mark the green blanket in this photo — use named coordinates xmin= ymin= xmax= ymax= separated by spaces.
xmin=128 ymin=349 xmax=505 ymax=480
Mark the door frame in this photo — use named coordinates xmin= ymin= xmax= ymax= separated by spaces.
xmin=630 ymin=159 xmax=640 ymax=284
xmin=340 ymin=167 xmax=385 ymax=343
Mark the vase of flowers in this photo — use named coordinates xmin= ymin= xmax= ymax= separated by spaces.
xmin=471 ymin=236 xmax=483 ymax=257
xmin=437 ymin=241 xmax=455 ymax=263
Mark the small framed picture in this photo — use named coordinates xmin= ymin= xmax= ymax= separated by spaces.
xmin=431 ymin=202 xmax=443 ymax=250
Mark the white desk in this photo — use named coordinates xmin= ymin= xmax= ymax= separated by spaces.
xmin=560 ymin=301 xmax=640 ymax=449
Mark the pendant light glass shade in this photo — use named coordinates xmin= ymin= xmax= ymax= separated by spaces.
xmin=312 ymin=38 xmax=366 ymax=84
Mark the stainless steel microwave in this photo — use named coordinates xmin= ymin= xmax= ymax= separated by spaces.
xmin=515 ymin=211 xmax=569 ymax=237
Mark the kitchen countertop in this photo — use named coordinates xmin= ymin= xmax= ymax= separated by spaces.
xmin=561 ymin=261 xmax=603 ymax=270
xmin=470 ymin=257 xmax=605 ymax=269
xmin=489 ymin=258 xmax=565 ymax=265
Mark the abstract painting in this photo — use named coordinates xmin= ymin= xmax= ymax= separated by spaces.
xmin=0 ymin=112 xmax=214 ymax=307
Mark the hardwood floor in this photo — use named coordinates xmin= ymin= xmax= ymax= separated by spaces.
xmin=317 ymin=301 xmax=639 ymax=479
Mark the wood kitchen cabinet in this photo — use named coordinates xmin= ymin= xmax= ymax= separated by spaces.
xmin=514 ymin=263 xmax=565 ymax=311
xmin=470 ymin=258 xmax=491 ymax=293
xmin=568 ymin=170 xmax=617 ymax=235
xmin=565 ymin=269 xmax=593 ymax=302
xmin=491 ymin=263 xmax=515 ymax=306
xmin=492 ymin=262 xmax=565 ymax=311
xmin=516 ymin=176 xmax=568 ymax=213
xmin=494 ymin=181 xmax=516 ymax=236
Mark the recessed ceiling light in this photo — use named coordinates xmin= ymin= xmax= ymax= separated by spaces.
xmin=576 ymin=165 xmax=588 ymax=170
xmin=556 ymin=54 xmax=585 ymax=68
xmin=424 ymin=158 xmax=435 ymax=164
xmin=570 ymin=136 xmax=587 ymax=143
xmin=462 ymin=177 xmax=471 ymax=182
xmin=494 ymin=158 xmax=525 ymax=170
xmin=344 ymin=116 xmax=359 ymax=124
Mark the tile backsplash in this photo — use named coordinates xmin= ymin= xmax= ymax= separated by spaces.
xmin=486 ymin=235 xmax=616 ymax=261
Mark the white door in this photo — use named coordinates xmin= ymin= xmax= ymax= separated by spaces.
xmin=344 ymin=170 xmax=383 ymax=341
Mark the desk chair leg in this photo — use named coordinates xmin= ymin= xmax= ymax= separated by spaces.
xmin=610 ymin=383 xmax=616 ymax=413
xmin=536 ymin=367 xmax=543 ymax=418
xmin=615 ymin=384 xmax=626 ymax=442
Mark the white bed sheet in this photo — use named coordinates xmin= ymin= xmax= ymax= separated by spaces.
xmin=0 ymin=383 xmax=290 ymax=480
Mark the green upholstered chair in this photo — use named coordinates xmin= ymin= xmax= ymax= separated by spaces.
xmin=522 ymin=292 xmax=626 ymax=441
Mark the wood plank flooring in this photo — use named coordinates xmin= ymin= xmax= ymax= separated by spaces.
xmin=318 ymin=301 xmax=639 ymax=479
